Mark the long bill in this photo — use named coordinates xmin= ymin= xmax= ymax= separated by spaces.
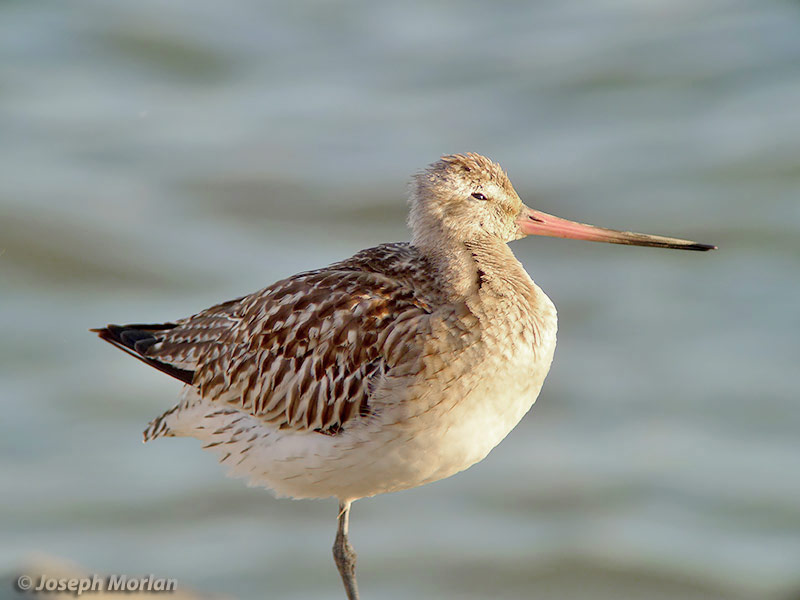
xmin=517 ymin=206 xmax=716 ymax=251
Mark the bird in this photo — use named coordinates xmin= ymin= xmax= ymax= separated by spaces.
xmin=92 ymin=153 xmax=715 ymax=599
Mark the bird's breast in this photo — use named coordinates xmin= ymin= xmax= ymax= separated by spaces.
xmin=367 ymin=281 xmax=558 ymax=488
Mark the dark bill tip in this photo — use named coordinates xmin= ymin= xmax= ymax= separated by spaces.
xmin=685 ymin=242 xmax=717 ymax=252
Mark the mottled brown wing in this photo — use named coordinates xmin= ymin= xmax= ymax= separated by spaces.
xmin=91 ymin=297 xmax=244 ymax=385
xmin=144 ymin=297 xmax=245 ymax=371
xmin=153 ymin=265 xmax=433 ymax=434
xmin=95 ymin=243 xmax=438 ymax=434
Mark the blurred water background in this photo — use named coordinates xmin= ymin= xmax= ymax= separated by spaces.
xmin=2 ymin=1 xmax=799 ymax=599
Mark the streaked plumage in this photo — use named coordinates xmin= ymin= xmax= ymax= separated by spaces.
xmin=94 ymin=153 xmax=714 ymax=600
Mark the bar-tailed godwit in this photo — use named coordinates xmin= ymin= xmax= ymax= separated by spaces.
xmin=93 ymin=154 xmax=715 ymax=599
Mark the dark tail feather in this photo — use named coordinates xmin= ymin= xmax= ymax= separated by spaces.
xmin=91 ymin=323 xmax=195 ymax=384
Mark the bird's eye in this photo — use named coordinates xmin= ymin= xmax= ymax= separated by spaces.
xmin=471 ymin=192 xmax=487 ymax=201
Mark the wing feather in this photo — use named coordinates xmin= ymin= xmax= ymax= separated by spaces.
xmin=116 ymin=243 xmax=437 ymax=435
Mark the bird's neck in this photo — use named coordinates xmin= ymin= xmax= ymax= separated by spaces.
xmin=414 ymin=233 xmax=535 ymax=303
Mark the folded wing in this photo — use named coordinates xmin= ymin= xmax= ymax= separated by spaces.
xmin=94 ymin=244 xmax=435 ymax=435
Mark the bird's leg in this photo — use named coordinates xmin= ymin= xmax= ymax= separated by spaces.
xmin=332 ymin=500 xmax=359 ymax=600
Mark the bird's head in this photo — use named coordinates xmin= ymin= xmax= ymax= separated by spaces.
xmin=409 ymin=153 xmax=524 ymax=246
xmin=409 ymin=153 xmax=716 ymax=251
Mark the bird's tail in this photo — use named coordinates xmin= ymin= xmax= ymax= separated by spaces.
xmin=91 ymin=323 xmax=195 ymax=384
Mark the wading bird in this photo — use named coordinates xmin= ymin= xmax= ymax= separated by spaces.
xmin=93 ymin=154 xmax=714 ymax=599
